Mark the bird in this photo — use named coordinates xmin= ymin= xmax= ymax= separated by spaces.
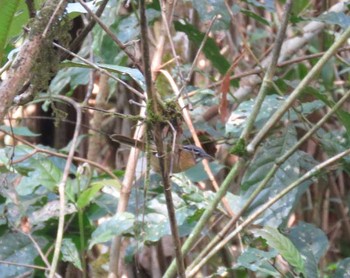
xmin=110 ymin=134 xmax=214 ymax=173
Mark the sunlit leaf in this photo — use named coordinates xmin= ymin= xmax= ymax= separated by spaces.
xmin=0 ymin=0 xmax=20 ymax=61
xmin=77 ymin=183 xmax=104 ymax=209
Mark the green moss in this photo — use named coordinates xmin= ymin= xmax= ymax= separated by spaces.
xmin=230 ymin=138 xmax=248 ymax=157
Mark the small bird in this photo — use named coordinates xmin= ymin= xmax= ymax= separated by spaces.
xmin=110 ymin=134 xmax=214 ymax=173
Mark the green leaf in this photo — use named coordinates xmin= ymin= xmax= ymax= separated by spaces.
xmin=61 ymin=238 xmax=83 ymax=270
xmin=226 ymin=95 xmax=285 ymax=137
xmin=49 ymin=65 xmax=91 ymax=94
xmin=334 ymin=258 xmax=350 ymax=277
xmin=77 ymin=183 xmax=104 ymax=209
xmin=174 ymin=20 xmax=230 ymax=75
xmin=29 ymin=201 xmax=77 ymax=225
xmin=115 ymin=9 xmax=160 ymax=43
xmin=288 ymin=222 xmax=328 ymax=278
xmin=289 ymin=222 xmax=328 ymax=262
xmin=233 ymin=247 xmax=279 ymax=275
xmin=16 ymin=158 xmax=63 ymax=195
xmin=310 ymin=89 xmax=350 ymax=138
xmin=65 ymin=2 xmax=97 ymax=18
xmin=321 ymin=58 xmax=335 ymax=89
xmin=1 ymin=146 xmax=63 ymax=180
xmin=246 ymin=0 xmax=275 ymax=12
xmin=317 ymin=129 xmax=350 ymax=168
xmin=60 ymin=134 xmax=87 ymax=154
xmin=254 ymin=226 xmax=305 ymax=275
xmin=192 ymin=0 xmax=231 ymax=30
xmin=0 ymin=232 xmax=47 ymax=277
xmin=184 ymin=161 xmax=224 ymax=182
xmin=0 ymin=0 xmax=20 ymax=61
xmin=89 ymin=212 xmax=135 ymax=248
xmin=139 ymin=192 xmax=205 ymax=242
xmin=0 ymin=125 xmax=40 ymax=137
xmin=316 ymin=11 xmax=350 ymax=28
xmin=241 ymin=127 xmax=311 ymax=227
xmin=291 ymin=0 xmax=309 ymax=16
xmin=226 ymin=94 xmax=324 ymax=137
xmin=241 ymin=9 xmax=270 ymax=26
xmin=60 ymin=61 xmax=146 ymax=90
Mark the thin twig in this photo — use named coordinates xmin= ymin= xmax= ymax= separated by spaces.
xmin=177 ymin=15 xmax=218 ymax=100
xmin=42 ymin=0 xmax=66 ymax=38
xmin=159 ymin=0 xmax=186 ymax=85
xmin=207 ymin=46 xmax=350 ymax=89
xmin=26 ymin=233 xmax=52 ymax=269
xmin=77 ymin=0 xmax=141 ymax=70
xmin=247 ymin=26 xmax=350 ymax=153
xmin=0 ymin=260 xmax=48 ymax=271
xmin=53 ymin=42 xmax=145 ymax=99
xmin=83 ymin=33 xmax=95 ymax=104
xmin=240 ymin=0 xmax=293 ymax=142
xmin=187 ymin=145 xmax=350 ymax=276
xmin=47 ymin=95 xmax=82 ymax=278
xmin=68 ymin=0 xmax=109 ymax=55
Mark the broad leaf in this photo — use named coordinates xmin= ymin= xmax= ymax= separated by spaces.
xmin=241 ymin=127 xmax=311 ymax=227
xmin=61 ymin=238 xmax=83 ymax=270
xmin=226 ymin=95 xmax=324 ymax=137
xmin=66 ymin=2 xmax=97 ymax=18
xmin=0 ymin=125 xmax=40 ymax=137
xmin=316 ymin=12 xmax=350 ymax=28
xmin=241 ymin=9 xmax=270 ymax=26
xmin=246 ymin=0 xmax=275 ymax=12
xmin=233 ymin=247 xmax=279 ymax=275
xmin=89 ymin=212 xmax=135 ymax=248
xmin=0 ymin=0 xmax=20 ymax=61
xmin=192 ymin=0 xmax=231 ymax=30
xmin=287 ymin=222 xmax=328 ymax=278
xmin=174 ymin=20 xmax=230 ymax=75
xmin=0 ymin=232 xmax=47 ymax=277
xmin=16 ymin=158 xmax=63 ymax=195
xmin=29 ymin=201 xmax=77 ymax=225
xmin=141 ymin=192 xmax=207 ymax=242
xmin=60 ymin=61 xmax=146 ymax=90
xmin=334 ymin=258 xmax=350 ymax=277
xmin=254 ymin=226 xmax=305 ymax=276
xmin=77 ymin=183 xmax=104 ymax=209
